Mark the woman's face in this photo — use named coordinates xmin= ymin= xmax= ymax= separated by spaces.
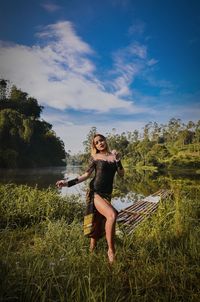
xmin=93 ymin=135 xmax=107 ymax=152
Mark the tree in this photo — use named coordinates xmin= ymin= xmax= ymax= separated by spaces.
xmin=127 ymin=130 xmax=139 ymax=143
xmin=10 ymin=86 xmax=43 ymax=118
xmin=146 ymin=144 xmax=170 ymax=167
xmin=176 ymin=130 xmax=194 ymax=147
xmin=0 ymin=79 xmax=8 ymax=100
xmin=194 ymin=120 xmax=200 ymax=154
xmin=83 ymin=126 xmax=97 ymax=154
xmin=166 ymin=118 xmax=183 ymax=143
xmin=151 ymin=122 xmax=161 ymax=142
xmin=135 ymin=140 xmax=153 ymax=166
xmin=107 ymin=133 xmax=129 ymax=156
xmin=143 ymin=122 xmax=151 ymax=141
xmin=0 ymin=82 xmax=65 ymax=168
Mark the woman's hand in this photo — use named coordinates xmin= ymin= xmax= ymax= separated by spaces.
xmin=112 ymin=149 xmax=124 ymax=176
xmin=111 ymin=149 xmax=121 ymax=162
xmin=56 ymin=179 xmax=68 ymax=188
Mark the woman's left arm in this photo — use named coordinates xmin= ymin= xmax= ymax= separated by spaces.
xmin=116 ymin=159 xmax=124 ymax=177
xmin=112 ymin=150 xmax=124 ymax=177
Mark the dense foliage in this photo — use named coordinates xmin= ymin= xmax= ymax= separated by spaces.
xmin=68 ymin=119 xmax=200 ymax=170
xmin=0 ymin=80 xmax=65 ymax=168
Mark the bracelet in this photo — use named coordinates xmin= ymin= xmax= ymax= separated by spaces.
xmin=67 ymin=178 xmax=78 ymax=187
xmin=116 ymin=160 xmax=123 ymax=170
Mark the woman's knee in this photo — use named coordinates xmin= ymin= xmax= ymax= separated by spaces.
xmin=107 ymin=209 xmax=117 ymax=222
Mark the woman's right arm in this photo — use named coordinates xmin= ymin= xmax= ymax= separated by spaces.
xmin=56 ymin=171 xmax=92 ymax=188
xmin=56 ymin=158 xmax=95 ymax=188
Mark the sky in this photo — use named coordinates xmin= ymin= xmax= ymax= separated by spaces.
xmin=0 ymin=0 xmax=200 ymax=153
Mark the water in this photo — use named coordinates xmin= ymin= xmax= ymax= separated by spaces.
xmin=0 ymin=165 xmax=130 ymax=210
xmin=0 ymin=166 xmax=199 ymax=211
xmin=0 ymin=166 xmax=78 ymax=188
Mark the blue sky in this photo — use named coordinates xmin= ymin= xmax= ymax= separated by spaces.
xmin=0 ymin=0 xmax=200 ymax=153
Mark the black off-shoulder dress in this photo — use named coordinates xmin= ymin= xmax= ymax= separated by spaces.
xmin=84 ymin=158 xmax=118 ymax=238
xmin=86 ymin=158 xmax=117 ymax=195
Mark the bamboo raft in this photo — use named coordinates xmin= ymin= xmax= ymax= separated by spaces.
xmin=117 ymin=189 xmax=172 ymax=234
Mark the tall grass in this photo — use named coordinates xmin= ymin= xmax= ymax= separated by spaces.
xmin=0 ymin=184 xmax=199 ymax=301
xmin=0 ymin=184 xmax=84 ymax=228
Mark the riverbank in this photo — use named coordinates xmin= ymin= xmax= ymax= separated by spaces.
xmin=0 ymin=184 xmax=199 ymax=301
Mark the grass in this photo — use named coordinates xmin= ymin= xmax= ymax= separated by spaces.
xmin=0 ymin=184 xmax=199 ymax=301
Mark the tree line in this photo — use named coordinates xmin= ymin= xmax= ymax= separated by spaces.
xmin=0 ymin=80 xmax=65 ymax=168
xmin=69 ymin=119 xmax=200 ymax=170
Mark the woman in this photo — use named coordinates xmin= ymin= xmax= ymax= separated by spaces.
xmin=56 ymin=134 xmax=124 ymax=263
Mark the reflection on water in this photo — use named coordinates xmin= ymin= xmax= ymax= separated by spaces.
xmin=0 ymin=166 xmax=199 ymax=211
xmin=0 ymin=166 xmax=81 ymax=189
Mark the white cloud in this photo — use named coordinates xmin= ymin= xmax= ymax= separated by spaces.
xmin=0 ymin=21 xmax=136 ymax=113
xmin=128 ymin=43 xmax=147 ymax=59
xmin=43 ymin=112 xmax=146 ymax=153
xmin=128 ymin=20 xmax=146 ymax=35
xmin=41 ymin=2 xmax=61 ymax=12
xmin=147 ymin=58 xmax=158 ymax=66
xmin=41 ymin=111 xmax=74 ymax=126
xmin=110 ymin=42 xmax=149 ymax=98
xmin=36 ymin=22 xmax=93 ymax=56
xmin=144 ymin=76 xmax=176 ymax=91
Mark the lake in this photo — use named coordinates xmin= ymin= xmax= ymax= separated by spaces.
xmin=0 ymin=165 xmax=199 ymax=211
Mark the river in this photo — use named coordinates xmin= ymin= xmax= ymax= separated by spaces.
xmin=0 ymin=165 xmax=199 ymax=211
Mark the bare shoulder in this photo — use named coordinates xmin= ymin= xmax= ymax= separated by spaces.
xmin=108 ymin=152 xmax=116 ymax=161
xmin=92 ymin=154 xmax=98 ymax=160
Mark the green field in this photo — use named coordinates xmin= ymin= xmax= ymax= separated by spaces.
xmin=0 ymin=184 xmax=199 ymax=301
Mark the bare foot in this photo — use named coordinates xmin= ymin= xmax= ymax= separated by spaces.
xmin=90 ymin=246 xmax=95 ymax=253
xmin=107 ymin=249 xmax=115 ymax=264
xmin=90 ymin=240 xmax=96 ymax=253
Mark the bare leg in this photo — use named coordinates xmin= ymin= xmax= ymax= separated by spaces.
xmin=94 ymin=194 xmax=117 ymax=263
xmin=90 ymin=238 xmax=96 ymax=252
xmin=89 ymin=212 xmax=103 ymax=252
